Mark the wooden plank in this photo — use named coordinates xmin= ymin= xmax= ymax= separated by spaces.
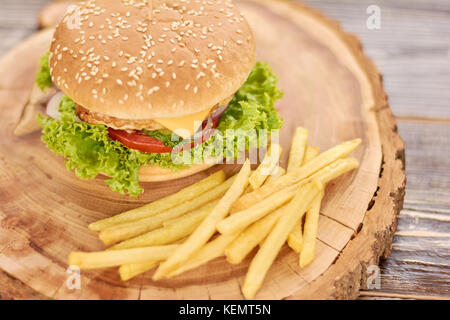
xmin=398 ymin=121 xmax=450 ymax=209
xmin=360 ymin=120 xmax=450 ymax=298
xmin=303 ymin=0 xmax=450 ymax=120
xmin=317 ymin=214 xmax=355 ymax=251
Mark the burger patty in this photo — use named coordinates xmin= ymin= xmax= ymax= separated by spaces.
xmin=75 ymin=95 xmax=234 ymax=132
xmin=76 ymin=105 xmax=166 ymax=131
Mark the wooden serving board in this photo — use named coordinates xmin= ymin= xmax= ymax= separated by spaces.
xmin=0 ymin=0 xmax=405 ymax=300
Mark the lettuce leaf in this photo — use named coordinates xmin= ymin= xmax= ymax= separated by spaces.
xmin=35 ymin=52 xmax=52 ymax=92
xmin=218 ymin=62 xmax=284 ymax=152
xmin=38 ymin=59 xmax=283 ymax=196
xmin=38 ymin=96 xmax=183 ymax=196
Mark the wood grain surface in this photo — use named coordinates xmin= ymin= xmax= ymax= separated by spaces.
xmin=0 ymin=0 xmax=393 ymax=299
xmin=0 ymin=0 xmax=448 ymax=300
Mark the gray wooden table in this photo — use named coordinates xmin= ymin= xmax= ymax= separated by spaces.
xmin=0 ymin=0 xmax=448 ymax=299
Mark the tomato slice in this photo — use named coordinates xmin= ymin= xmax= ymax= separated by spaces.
xmin=108 ymin=117 xmax=220 ymax=154
xmin=108 ymin=128 xmax=174 ymax=153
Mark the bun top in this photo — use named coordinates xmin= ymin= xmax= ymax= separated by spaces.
xmin=49 ymin=0 xmax=255 ymax=119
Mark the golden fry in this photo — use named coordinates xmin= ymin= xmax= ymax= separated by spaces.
xmin=108 ymin=200 xmax=219 ymax=250
xmin=265 ymin=166 xmax=286 ymax=184
xmin=249 ymin=144 xmax=282 ymax=190
xmin=119 ymin=261 xmax=159 ymax=281
xmin=68 ymin=245 xmax=178 ymax=270
xmin=225 ymin=206 xmax=286 ymax=264
xmin=242 ymin=181 xmax=323 ymax=300
xmin=154 ymin=160 xmax=251 ymax=280
xmin=99 ymin=176 xmax=236 ymax=245
xmin=287 ymin=225 xmax=303 ymax=253
xmin=232 ymin=139 xmax=361 ymax=212
xmin=287 ymin=145 xmax=319 ymax=252
xmin=167 ymin=233 xmax=238 ymax=278
xmin=217 ymin=182 xmax=302 ymax=235
xmin=311 ymin=157 xmax=359 ymax=185
xmin=302 ymin=146 xmax=320 ymax=165
xmin=89 ymin=171 xmax=226 ymax=231
xmin=287 ymin=127 xmax=308 ymax=173
xmin=221 ymin=157 xmax=359 ymax=236
xmin=300 ymin=190 xmax=324 ymax=268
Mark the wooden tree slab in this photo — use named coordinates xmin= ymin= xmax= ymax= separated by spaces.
xmin=0 ymin=0 xmax=405 ymax=300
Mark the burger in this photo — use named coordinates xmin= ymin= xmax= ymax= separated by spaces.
xmin=36 ymin=0 xmax=283 ymax=196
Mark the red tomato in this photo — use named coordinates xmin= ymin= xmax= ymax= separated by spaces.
xmin=108 ymin=128 xmax=173 ymax=153
xmin=108 ymin=117 xmax=220 ymax=154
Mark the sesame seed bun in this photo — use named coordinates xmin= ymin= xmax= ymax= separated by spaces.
xmin=49 ymin=0 xmax=256 ymax=120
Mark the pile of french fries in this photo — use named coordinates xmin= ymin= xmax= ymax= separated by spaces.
xmin=69 ymin=127 xmax=361 ymax=299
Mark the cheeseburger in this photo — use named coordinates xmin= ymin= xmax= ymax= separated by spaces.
xmin=37 ymin=0 xmax=283 ymax=196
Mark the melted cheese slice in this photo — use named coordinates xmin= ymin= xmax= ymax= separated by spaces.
xmin=154 ymin=108 xmax=212 ymax=139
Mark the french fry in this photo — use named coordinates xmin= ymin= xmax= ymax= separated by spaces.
xmin=232 ymin=139 xmax=361 ymax=212
xmin=310 ymin=157 xmax=359 ymax=185
xmin=265 ymin=166 xmax=286 ymax=184
xmin=167 ymin=233 xmax=238 ymax=278
xmin=287 ymin=145 xmax=319 ymax=253
xmin=300 ymin=190 xmax=324 ymax=268
xmin=118 ymin=238 xmax=187 ymax=281
xmin=165 ymin=152 xmax=287 ymax=277
xmin=286 ymin=127 xmax=308 ymax=173
xmin=286 ymin=157 xmax=358 ymax=252
xmin=217 ymin=182 xmax=302 ymax=235
xmin=220 ymin=156 xmax=360 ymax=236
xmin=89 ymin=171 xmax=226 ymax=231
xmin=242 ymin=181 xmax=323 ymax=300
xmin=162 ymin=199 xmax=219 ymax=227
xmin=287 ymin=224 xmax=303 ymax=253
xmin=119 ymin=261 xmax=159 ymax=281
xmin=303 ymin=146 xmax=320 ymax=164
xmin=225 ymin=206 xmax=286 ymax=264
xmin=68 ymin=245 xmax=178 ymax=269
xmin=108 ymin=200 xmax=219 ymax=250
xmin=99 ymin=176 xmax=237 ymax=245
xmin=153 ymin=159 xmax=251 ymax=280
xmin=248 ymin=144 xmax=282 ymax=190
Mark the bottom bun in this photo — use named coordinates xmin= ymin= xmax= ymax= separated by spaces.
xmin=138 ymin=162 xmax=216 ymax=182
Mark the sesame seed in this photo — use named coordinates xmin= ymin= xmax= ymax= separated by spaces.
xmin=116 ymin=79 xmax=123 ymax=85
